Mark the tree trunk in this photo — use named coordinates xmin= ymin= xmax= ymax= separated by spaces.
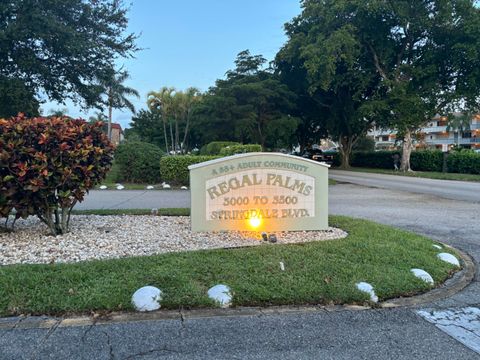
xmin=107 ymin=88 xmax=113 ymax=141
xmin=175 ymin=117 xmax=180 ymax=154
xmin=169 ymin=120 xmax=175 ymax=155
xmin=107 ymin=105 xmax=113 ymax=141
xmin=162 ymin=120 xmax=169 ymax=154
xmin=338 ymin=135 xmax=354 ymax=169
xmin=181 ymin=111 xmax=191 ymax=154
xmin=400 ymin=129 xmax=413 ymax=172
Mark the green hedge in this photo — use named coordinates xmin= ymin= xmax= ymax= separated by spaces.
xmin=219 ymin=144 xmax=262 ymax=156
xmin=160 ymin=155 xmax=220 ymax=185
xmin=447 ymin=152 xmax=480 ymax=174
xmin=334 ymin=150 xmax=480 ymax=174
xmin=347 ymin=150 xmax=443 ymax=171
xmin=115 ymin=141 xmax=163 ymax=183
xmin=410 ymin=151 xmax=444 ymax=172
xmin=350 ymin=151 xmax=399 ymax=169
xmin=200 ymin=141 xmax=240 ymax=155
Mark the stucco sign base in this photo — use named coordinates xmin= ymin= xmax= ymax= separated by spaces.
xmin=188 ymin=153 xmax=329 ymax=232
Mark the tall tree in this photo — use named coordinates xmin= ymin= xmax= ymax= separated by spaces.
xmin=102 ymin=69 xmax=139 ymax=140
xmin=276 ymin=1 xmax=382 ymax=168
xmin=200 ymin=50 xmax=299 ymax=150
xmin=339 ymin=0 xmax=480 ymax=171
xmin=447 ymin=112 xmax=472 ymax=147
xmin=147 ymin=87 xmax=175 ymax=154
xmin=277 ymin=0 xmax=480 ymax=170
xmin=0 ymin=0 xmax=139 ymax=109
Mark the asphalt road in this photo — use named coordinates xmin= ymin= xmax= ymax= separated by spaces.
xmin=2 ymin=172 xmax=480 ymax=359
xmin=330 ymin=170 xmax=480 ymax=203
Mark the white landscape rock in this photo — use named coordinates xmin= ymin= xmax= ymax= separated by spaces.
xmin=131 ymin=286 xmax=162 ymax=312
xmin=432 ymin=244 xmax=442 ymax=250
xmin=116 ymin=185 xmax=125 ymax=190
xmin=437 ymin=253 xmax=460 ymax=267
xmin=181 ymin=186 xmax=188 ymax=190
xmin=162 ymin=183 xmax=171 ymax=189
xmin=146 ymin=185 xmax=155 ymax=190
xmin=207 ymin=284 xmax=232 ymax=308
xmin=411 ymin=268 xmax=434 ymax=285
xmin=356 ymin=282 xmax=378 ymax=303
xmin=99 ymin=185 xmax=107 ymax=190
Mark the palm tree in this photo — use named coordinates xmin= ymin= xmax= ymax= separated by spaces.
xmin=179 ymin=87 xmax=201 ymax=153
xmin=103 ymin=69 xmax=140 ymax=140
xmin=447 ymin=112 xmax=472 ymax=147
xmin=147 ymin=87 xmax=175 ymax=154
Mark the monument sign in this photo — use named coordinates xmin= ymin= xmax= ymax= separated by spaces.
xmin=189 ymin=153 xmax=329 ymax=232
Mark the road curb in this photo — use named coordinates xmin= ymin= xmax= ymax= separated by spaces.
xmin=0 ymin=245 xmax=474 ymax=331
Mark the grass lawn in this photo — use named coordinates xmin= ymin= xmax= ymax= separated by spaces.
xmin=343 ymin=167 xmax=480 ymax=182
xmin=0 ymin=216 xmax=459 ymax=316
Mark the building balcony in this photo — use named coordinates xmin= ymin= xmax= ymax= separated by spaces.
xmin=426 ymin=138 xmax=479 ymax=145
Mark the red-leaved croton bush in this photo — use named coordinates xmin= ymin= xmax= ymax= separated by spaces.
xmin=0 ymin=114 xmax=114 ymax=235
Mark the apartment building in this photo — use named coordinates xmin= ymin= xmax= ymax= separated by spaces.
xmin=369 ymin=114 xmax=480 ymax=150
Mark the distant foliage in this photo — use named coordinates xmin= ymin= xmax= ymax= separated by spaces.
xmin=115 ymin=141 xmax=163 ymax=183
xmin=200 ymin=141 xmax=240 ymax=155
xmin=0 ymin=115 xmax=114 ymax=234
xmin=219 ymin=144 xmax=262 ymax=156
xmin=160 ymin=156 xmax=219 ymax=185
xmin=352 ymin=136 xmax=375 ymax=152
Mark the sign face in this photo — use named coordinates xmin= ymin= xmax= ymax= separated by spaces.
xmin=442 ymin=144 xmax=448 ymax=153
xmin=189 ymin=153 xmax=329 ymax=232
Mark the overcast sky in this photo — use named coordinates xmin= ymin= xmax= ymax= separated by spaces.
xmin=40 ymin=0 xmax=302 ymax=129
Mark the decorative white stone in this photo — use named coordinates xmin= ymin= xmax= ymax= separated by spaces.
xmin=99 ymin=185 xmax=107 ymax=190
xmin=162 ymin=183 xmax=171 ymax=189
xmin=437 ymin=253 xmax=460 ymax=267
xmin=181 ymin=186 xmax=188 ymax=190
xmin=116 ymin=185 xmax=124 ymax=190
xmin=207 ymin=284 xmax=232 ymax=308
xmin=356 ymin=282 xmax=378 ymax=303
xmin=411 ymin=268 xmax=434 ymax=285
xmin=432 ymin=244 xmax=442 ymax=250
xmin=131 ymin=286 xmax=162 ymax=312
xmin=146 ymin=185 xmax=155 ymax=190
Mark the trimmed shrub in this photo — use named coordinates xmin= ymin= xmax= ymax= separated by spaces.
xmin=410 ymin=150 xmax=443 ymax=172
xmin=161 ymin=155 xmax=219 ymax=185
xmin=350 ymin=151 xmax=399 ymax=169
xmin=219 ymin=144 xmax=262 ymax=156
xmin=200 ymin=141 xmax=240 ymax=155
xmin=0 ymin=115 xmax=114 ymax=234
xmin=115 ymin=141 xmax=163 ymax=183
xmin=447 ymin=152 xmax=480 ymax=174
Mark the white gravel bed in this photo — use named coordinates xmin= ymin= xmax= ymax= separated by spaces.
xmin=0 ymin=215 xmax=348 ymax=265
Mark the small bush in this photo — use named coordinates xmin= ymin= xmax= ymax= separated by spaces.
xmin=161 ymin=155 xmax=219 ymax=185
xmin=447 ymin=152 xmax=480 ymax=174
xmin=200 ymin=141 xmax=240 ymax=155
xmin=0 ymin=115 xmax=114 ymax=234
xmin=115 ymin=141 xmax=163 ymax=183
xmin=219 ymin=144 xmax=262 ymax=156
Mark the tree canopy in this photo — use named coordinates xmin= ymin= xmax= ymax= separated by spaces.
xmin=0 ymin=0 xmax=138 ymax=111
xmin=196 ymin=50 xmax=299 ymax=150
xmin=276 ymin=0 xmax=480 ymax=169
